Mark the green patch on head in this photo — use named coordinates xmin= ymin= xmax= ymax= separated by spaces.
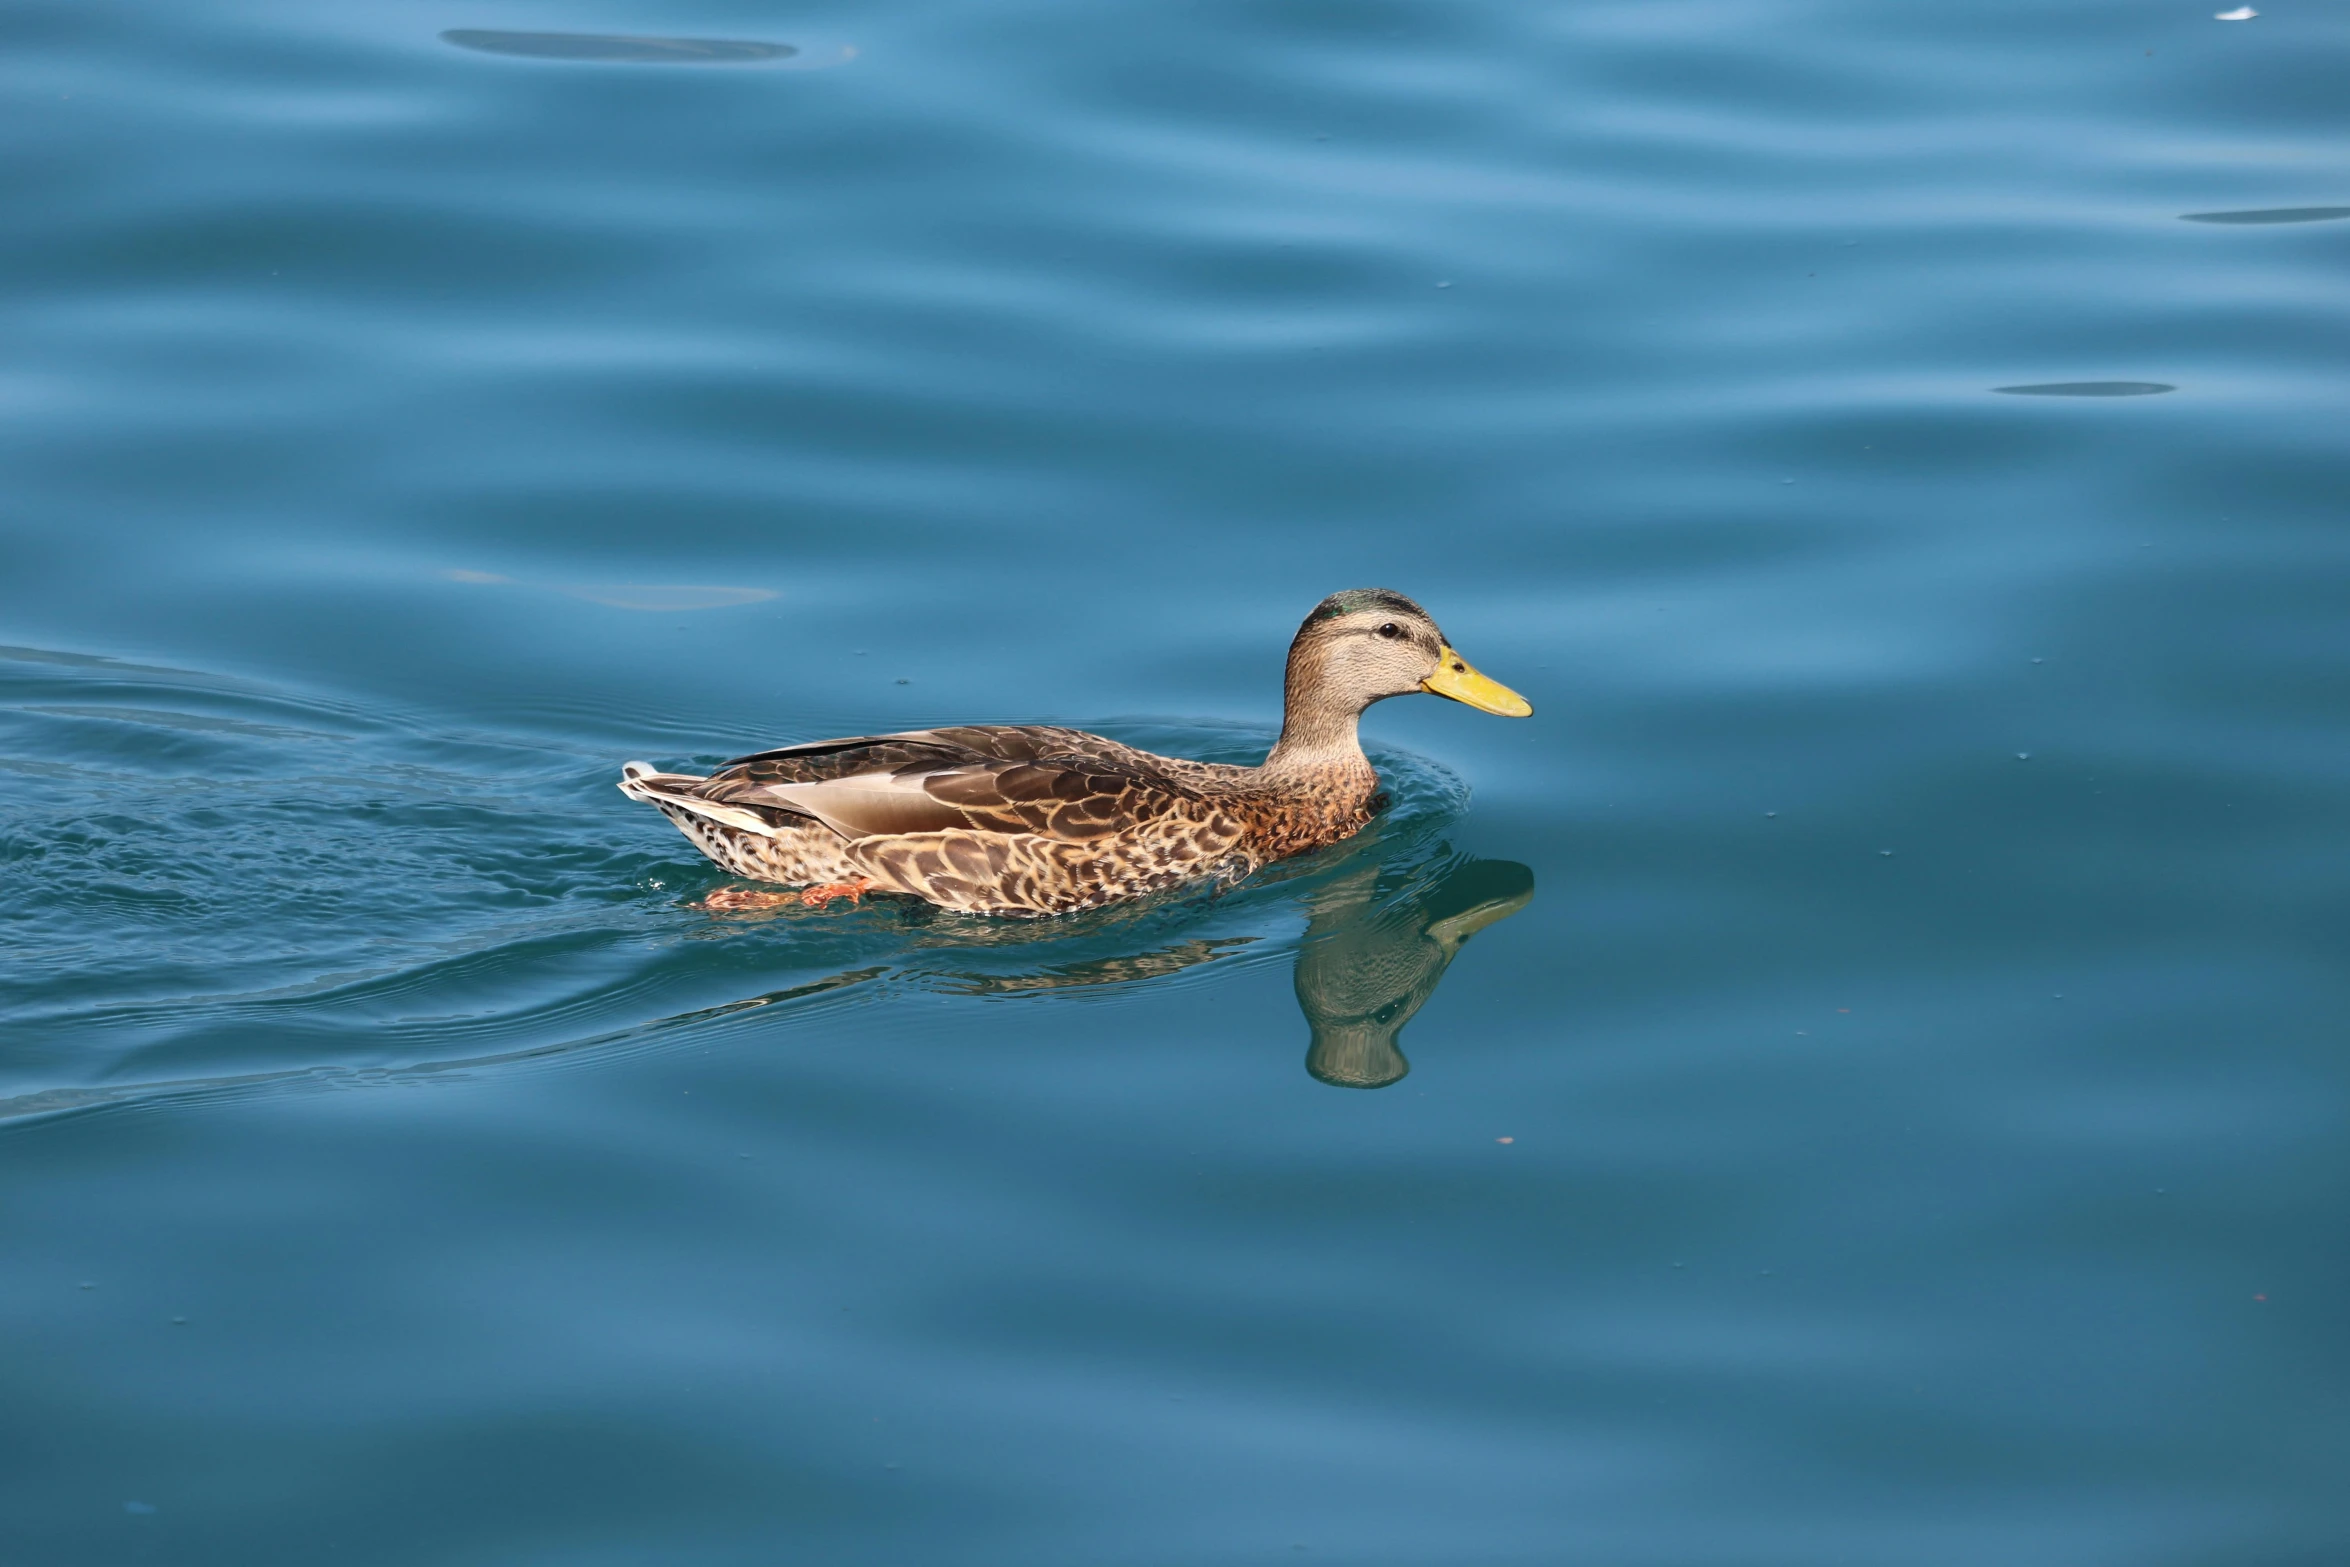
xmin=1314 ymin=588 xmax=1426 ymax=622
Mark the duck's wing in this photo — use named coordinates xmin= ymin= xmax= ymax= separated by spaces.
xmin=716 ymin=725 xmax=1147 ymax=776
xmin=696 ymin=726 xmax=1199 ymax=844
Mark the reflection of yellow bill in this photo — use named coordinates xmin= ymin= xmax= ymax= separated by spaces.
xmin=1421 ymin=646 xmax=1533 ymax=717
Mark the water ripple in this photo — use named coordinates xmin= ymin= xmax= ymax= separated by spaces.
xmin=0 ymin=645 xmax=1476 ymax=1116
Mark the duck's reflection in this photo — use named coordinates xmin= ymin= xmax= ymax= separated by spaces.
xmin=1294 ymin=857 xmax=1533 ymax=1087
xmin=4 ymin=855 xmax=1530 ymax=1122
xmin=922 ymin=851 xmax=1533 ymax=1088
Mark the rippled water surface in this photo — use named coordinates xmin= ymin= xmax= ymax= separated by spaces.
xmin=6 ymin=1 xmax=2348 ymax=1561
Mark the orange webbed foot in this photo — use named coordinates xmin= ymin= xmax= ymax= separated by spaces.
xmin=798 ymin=877 xmax=876 ymax=908
xmin=698 ymin=887 xmax=802 ymax=912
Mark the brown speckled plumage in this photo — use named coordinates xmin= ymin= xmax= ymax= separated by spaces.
xmin=618 ymin=591 xmax=1530 ymax=916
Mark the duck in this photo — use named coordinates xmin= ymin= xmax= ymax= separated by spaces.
xmin=617 ymin=589 xmax=1531 ymax=917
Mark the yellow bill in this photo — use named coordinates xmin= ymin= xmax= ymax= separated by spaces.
xmin=1421 ymin=646 xmax=1533 ymax=717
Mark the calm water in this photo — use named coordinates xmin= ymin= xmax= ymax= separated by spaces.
xmin=5 ymin=0 xmax=2348 ymax=1561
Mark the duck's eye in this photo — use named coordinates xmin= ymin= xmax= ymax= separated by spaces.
xmin=1376 ymin=622 xmax=1403 ymax=640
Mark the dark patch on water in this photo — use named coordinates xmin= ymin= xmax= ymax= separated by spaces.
xmin=2180 ymin=206 xmax=2350 ymax=225
xmin=1994 ymin=381 xmax=2175 ymax=397
xmin=439 ymin=30 xmax=797 ymax=64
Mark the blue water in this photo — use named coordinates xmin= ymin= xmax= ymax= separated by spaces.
xmin=6 ymin=0 xmax=2349 ymax=1560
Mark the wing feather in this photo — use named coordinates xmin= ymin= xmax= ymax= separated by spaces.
xmin=689 ymin=726 xmax=1199 ymax=845
xmin=746 ymin=771 xmax=973 ymax=839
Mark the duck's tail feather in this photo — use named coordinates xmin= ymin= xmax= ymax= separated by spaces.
xmin=618 ymin=762 xmax=797 ymax=837
xmin=618 ymin=759 xmax=699 ymax=799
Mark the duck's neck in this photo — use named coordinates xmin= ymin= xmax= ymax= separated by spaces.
xmin=1254 ymin=705 xmax=1380 ymax=849
xmin=1263 ymin=645 xmax=1374 ymax=786
xmin=1265 ymin=706 xmax=1365 ymax=775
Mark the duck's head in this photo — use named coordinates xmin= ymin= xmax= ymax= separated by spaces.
xmin=1283 ymin=589 xmax=1533 ymax=734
